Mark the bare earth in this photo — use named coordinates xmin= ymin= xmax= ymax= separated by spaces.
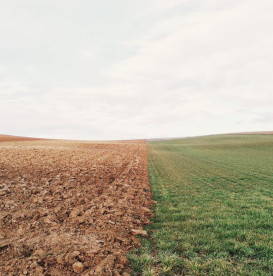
xmin=0 ymin=135 xmax=41 ymax=143
xmin=0 ymin=138 xmax=152 ymax=275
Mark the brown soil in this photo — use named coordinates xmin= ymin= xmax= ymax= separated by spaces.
xmin=0 ymin=135 xmax=41 ymax=143
xmin=0 ymin=138 xmax=152 ymax=275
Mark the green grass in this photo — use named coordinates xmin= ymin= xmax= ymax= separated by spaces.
xmin=129 ymin=134 xmax=273 ymax=275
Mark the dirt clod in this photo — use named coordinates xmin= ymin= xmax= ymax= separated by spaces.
xmin=131 ymin=229 xmax=148 ymax=237
xmin=73 ymin=261 xmax=84 ymax=273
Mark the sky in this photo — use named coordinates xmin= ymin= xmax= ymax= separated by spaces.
xmin=0 ymin=0 xmax=273 ymax=140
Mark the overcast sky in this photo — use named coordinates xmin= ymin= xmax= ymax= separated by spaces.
xmin=0 ymin=0 xmax=273 ymax=140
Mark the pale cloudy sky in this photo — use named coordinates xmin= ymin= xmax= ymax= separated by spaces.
xmin=0 ymin=0 xmax=273 ymax=140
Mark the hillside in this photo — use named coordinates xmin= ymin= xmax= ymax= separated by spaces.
xmin=131 ymin=134 xmax=273 ymax=275
xmin=0 ymin=134 xmax=41 ymax=142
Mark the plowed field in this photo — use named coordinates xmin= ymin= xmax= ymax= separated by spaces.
xmin=0 ymin=138 xmax=152 ymax=275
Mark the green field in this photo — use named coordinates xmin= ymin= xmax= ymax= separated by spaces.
xmin=129 ymin=134 xmax=273 ymax=275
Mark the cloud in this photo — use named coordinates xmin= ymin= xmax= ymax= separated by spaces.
xmin=0 ymin=0 xmax=273 ymax=139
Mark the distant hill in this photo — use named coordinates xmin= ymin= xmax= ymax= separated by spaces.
xmin=1 ymin=131 xmax=272 ymax=143
xmin=149 ymin=131 xmax=273 ymax=141
xmin=0 ymin=134 xmax=42 ymax=142
xmin=232 ymin=131 xmax=273 ymax=135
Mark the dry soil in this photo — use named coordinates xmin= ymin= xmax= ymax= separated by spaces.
xmin=0 ymin=138 xmax=152 ymax=275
